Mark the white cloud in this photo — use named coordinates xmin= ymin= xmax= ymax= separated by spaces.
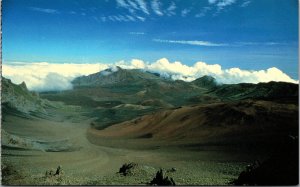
xmin=106 ymin=15 xmax=139 ymax=22
xmin=41 ymin=73 xmax=73 ymax=91
xmin=143 ymin=58 xmax=298 ymax=84
xmin=151 ymin=0 xmax=163 ymax=16
xmin=222 ymin=67 xmax=297 ymax=84
xmin=108 ymin=16 xmax=116 ymax=21
xmin=2 ymin=62 xmax=109 ymax=91
xmin=113 ymin=15 xmax=122 ymax=21
xmin=154 ymin=39 xmax=282 ymax=47
xmin=136 ymin=16 xmax=146 ymax=21
xmin=3 ymin=59 xmax=298 ymax=92
xmin=126 ymin=15 xmax=136 ymax=21
xmin=118 ymin=15 xmax=129 ymax=21
xmin=116 ymin=0 xmax=129 ymax=8
xmin=135 ymin=0 xmax=149 ymax=15
xmin=131 ymin=59 xmax=146 ymax=69
xmin=129 ymin=32 xmax=145 ymax=35
xmin=233 ymin=42 xmax=283 ymax=47
xmin=116 ymin=0 xmax=135 ymax=13
xmin=181 ymin=8 xmax=191 ymax=17
xmin=165 ymin=2 xmax=176 ymax=16
xmin=153 ymin=39 xmax=228 ymax=47
xmin=29 ymin=7 xmax=59 ymax=14
xmin=217 ymin=0 xmax=236 ymax=10
xmin=127 ymin=0 xmax=139 ymax=10
xmin=195 ymin=6 xmax=211 ymax=18
xmin=116 ymin=0 xmax=149 ymax=16
xmin=206 ymin=0 xmax=238 ymax=16
xmin=240 ymin=0 xmax=251 ymax=7
xmin=69 ymin=11 xmax=76 ymax=14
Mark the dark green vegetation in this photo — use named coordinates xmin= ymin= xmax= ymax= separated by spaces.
xmin=1 ymin=67 xmax=299 ymax=185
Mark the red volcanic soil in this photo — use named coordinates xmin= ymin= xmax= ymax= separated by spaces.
xmin=88 ymin=100 xmax=298 ymax=147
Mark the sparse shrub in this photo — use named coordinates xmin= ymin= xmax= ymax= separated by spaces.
xmin=167 ymin=167 xmax=177 ymax=173
xmin=55 ymin=165 xmax=62 ymax=176
xmin=1 ymin=164 xmax=17 ymax=177
xmin=118 ymin=162 xmax=138 ymax=176
xmin=45 ymin=166 xmax=63 ymax=178
xmin=9 ymin=138 xmax=18 ymax=144
xmin=1 ymin=164 xmax=25 ymax=185
xmin=149 ymin=169 xmax=176 ymax=186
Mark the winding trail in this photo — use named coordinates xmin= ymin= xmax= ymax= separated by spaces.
xmin=2 ymin=111 xmax=133 ymax=179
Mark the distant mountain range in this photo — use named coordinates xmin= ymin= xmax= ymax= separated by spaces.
xmin=2 ymin=67 xmax=298 ymax=130
xmin=72 ymin=66 xmax=298 ymax=102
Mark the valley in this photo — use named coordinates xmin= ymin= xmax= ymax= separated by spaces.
xmin=1 ymin=67 xmax=299 ymax=185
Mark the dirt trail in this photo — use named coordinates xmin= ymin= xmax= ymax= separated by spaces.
xmin=2 ymin=112 xmax=130 ymax=179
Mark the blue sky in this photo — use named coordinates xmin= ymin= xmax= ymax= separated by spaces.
xmin=2 ymin=0 xmax=299 ymax=79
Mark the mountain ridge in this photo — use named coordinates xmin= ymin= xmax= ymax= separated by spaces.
xmin=72 ymin=67 xmax=171 ymax=87
xmin=1 ymin=77 xmax=46 ymax=114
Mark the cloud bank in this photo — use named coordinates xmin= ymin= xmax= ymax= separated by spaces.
xmin=2 ymin=62 xmax=109 ymax=91
xmin=2 ymin=59 xmax=298 ymax=91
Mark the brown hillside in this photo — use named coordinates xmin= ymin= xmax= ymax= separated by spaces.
xmin=89 ymin=100 xmax=298 ymax=146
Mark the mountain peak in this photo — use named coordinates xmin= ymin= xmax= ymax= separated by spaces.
xmin=192 ymin=75 xmax=217 ymax=89
xmin=19 ymin=81 xmax=28 ymax=91
xmin=72 ymin=68 xmax=144 ymax=87
xmin=1 ymin=77 xmax=45 ymax=114
xmin=105 ymin=66 xmax=122 ymax=72
xmin=71 ymin=67 xmax=175 ymax=88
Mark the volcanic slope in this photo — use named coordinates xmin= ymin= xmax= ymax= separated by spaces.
xmin=2 ymin=78 xmax=141 ymax=185
xmin=41 ymin=67 xmax=298 ymax=130
xmin=41 ymin=67 xmax=210 ymax=129
xmin=2 ymin=73 xmax=299 ymax=185
xmin=88 ymin=99 xmax=298 ymax=148
xmin=1 ymin=77 xmax=83 ymax=151
xmin=1 ymin=76 xmax=250 ymax=185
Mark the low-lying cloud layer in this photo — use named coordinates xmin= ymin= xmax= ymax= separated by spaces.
xmin=2 ymin=62 xmax=109 ymax=91
xmin=2 ymin=58 xmax=298 ymax=91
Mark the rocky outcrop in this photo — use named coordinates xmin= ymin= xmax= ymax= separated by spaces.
xmin=1 ymin=77 xmax=47 ymax=113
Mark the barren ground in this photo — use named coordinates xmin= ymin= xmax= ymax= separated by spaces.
xmin=1 ymin=107 xmax=259 ymax=185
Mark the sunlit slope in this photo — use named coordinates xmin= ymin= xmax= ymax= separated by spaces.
xmin=89 ymin=100 xmax=298 ymax=146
